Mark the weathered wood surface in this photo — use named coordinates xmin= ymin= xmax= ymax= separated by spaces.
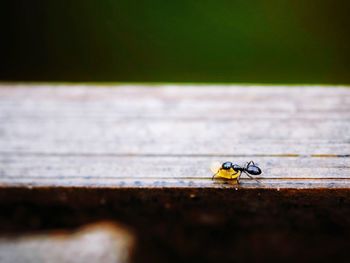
xmin=0 ymin=84 xmax=349 ymax=189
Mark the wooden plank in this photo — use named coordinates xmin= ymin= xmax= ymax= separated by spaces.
xmin=1 ymin=85 xmax=349 ymax=119
xmin=0 ymin=84 xmax=349 ymax=189
xmin=1 ymin=119 xmax=350 ymax=155
xmin=1 ymin=84 xmax=350 ymax=263
xmin=0 ymin=155 xmax=349 ymax=188
xmin=1 ymin=85 xmax=349 ymax=156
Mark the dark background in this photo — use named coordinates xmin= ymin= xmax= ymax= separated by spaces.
xmin=1 ymin=0 xmax=349 ymax=83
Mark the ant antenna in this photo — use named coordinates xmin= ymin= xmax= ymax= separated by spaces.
xmin=212 ymin=170 xmax=220 ymax=180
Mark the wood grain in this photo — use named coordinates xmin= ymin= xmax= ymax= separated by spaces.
xmin=0 ymin=84 xmax=349 ymax=189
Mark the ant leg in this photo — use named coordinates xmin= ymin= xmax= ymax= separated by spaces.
xmin=230 ymin=170 xmax=240 ymax=179
xmin=247 ymin=161 xmax=254 ymax=166
xmin=212 ymin=169 xmax=220 ymax=180
xmin=244 ymin=171 xmax=253 ymax=179
xmin=243 ymin=171 xmax=261 ymax=184
xmin=237 ymin=172 xmax=242 ymax=184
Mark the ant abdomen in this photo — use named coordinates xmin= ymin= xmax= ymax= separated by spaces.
xmin=246 ymin=165 xmax=262 ymax=175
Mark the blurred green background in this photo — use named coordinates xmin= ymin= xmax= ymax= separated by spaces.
xmin=1 ymin=0 xmax=349 ymax=83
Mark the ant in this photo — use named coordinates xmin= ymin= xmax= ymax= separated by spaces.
xmin=212 ymin=161 xmax=262 ymax=183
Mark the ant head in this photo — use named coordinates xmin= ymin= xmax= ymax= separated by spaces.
xmin=221 ymin=162 xmax=233 ymax=170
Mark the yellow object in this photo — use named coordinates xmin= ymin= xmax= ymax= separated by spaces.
xmin=211 ymin=162 xmax=241 ymax=180
xmin=216 ymin=168 xmax=241 ymax=179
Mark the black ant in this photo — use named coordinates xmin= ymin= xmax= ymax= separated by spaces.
xmin=212 ymin=161 xmax=262 ymax=183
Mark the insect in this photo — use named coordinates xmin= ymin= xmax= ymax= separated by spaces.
xmin=211 ymin=161 xmax=262 ymax=183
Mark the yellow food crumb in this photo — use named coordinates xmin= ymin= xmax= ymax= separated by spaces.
xmin=216 ymin=168 xmax=241 ymax=180
xmin=211 ymin=162 xmax=241 ymax=180
xmin=210 ymin=161 xmax=241 ymax=180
